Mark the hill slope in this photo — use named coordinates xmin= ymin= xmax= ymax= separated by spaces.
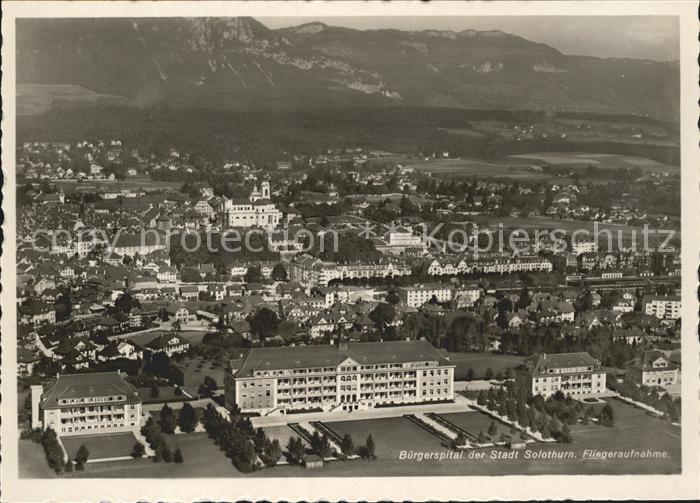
xmin=16 ymin=17 xmax=679 ymax=119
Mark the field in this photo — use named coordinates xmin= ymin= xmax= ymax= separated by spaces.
xmin=138 ymin=385 xmax=184 ymax=404
xmin=439 ymin=411 xmax=516 ymax=441
xmin=377 ymin=157 xmax=558 ymax=181
xmin=443 ymin=352 xmax=523 ymax=381
xmin=53 ymin=178 xmax=183 ymax=193
xmin=263 ymin=424 xmax=310 ymax=452
xmin=61 ymin=432 xmax=138 ymax=461
xmin=179 ymin=354 xmax=228 ymax=397
xmin=22 ymin=396 xmax=680 ymax=477
xmin=508 ymin=152 xmax=679 ymax=174
xmin=570 ymin=398 xmax=681 ymax=460
xmin=18 ymin=439 xmax=58 ymax=478
xmin=61 ymin=432 xmax=239 ymax=478
xmin=327 ymin=416 xmax=452 ymax=461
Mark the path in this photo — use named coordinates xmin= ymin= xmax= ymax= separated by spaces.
xmin=251 ymin=394 xmax=473 ymax=428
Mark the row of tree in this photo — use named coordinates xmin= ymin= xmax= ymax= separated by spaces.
xmin=201 ymin=403 xmax=273 ymax=472
xmin=141 ymin=415 xmax=184 ymax=463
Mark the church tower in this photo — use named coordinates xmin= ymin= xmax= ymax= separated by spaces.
xmin=261 ymin=181 xmax=270 ymax=199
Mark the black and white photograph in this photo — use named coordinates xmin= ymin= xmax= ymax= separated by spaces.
xmin=1 ymin=1 xmax=698 ymax=501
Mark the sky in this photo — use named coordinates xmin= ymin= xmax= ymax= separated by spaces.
xmin=260 ymin=16 xmax=679 ymax=61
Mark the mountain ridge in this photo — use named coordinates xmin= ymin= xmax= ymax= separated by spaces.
xmin=16 ymin=17 xmax=679 ymax=119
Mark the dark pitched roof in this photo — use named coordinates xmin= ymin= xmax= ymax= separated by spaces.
xmin=526 ymin=352 xmax=600 ymax=376
xmin=40 ymin=371 xmax=141 ymax=409
xmin=235 ymin=340 xmax=451 ymax=378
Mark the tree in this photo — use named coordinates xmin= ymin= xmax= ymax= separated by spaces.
xmin=244 ymin=265 xmax=263 ymax=283
xmin=271 ymin=263 xmax=288 ymax=281
xmin=115 ymin=292 xmax=141 ymax=313
xmin=477 ymin=431 xmax=487 ymax=444
xmin=286 ymin=436 xmax=306 ymax=465
xmin=369 ymin=303 xmax=396 ymax=329
xmin=516 ymin=286 xmax=531 ymax=309
xmin=178 ymin=402 xmax=197 ymax=433
xmin=495 ymin=370 xmax=504 ymax=381
xmin=466 ymin=368 xmax=475 ymax=381
xmin=54 ymin=291 xmax=73 ymax=322
xmin=340 ymin=433 xmax=355 ymax=456
xmin=146 ymin=352 xmax=171 ymax=379
xmin=249 ymin=308 xmax=281 ymax=340
xmin=487 ymin=421 xmax=498 ymax=438
xmin=485 ymin=367 xmax=494 ymax=380
xmin=76 ymin=444 xmax=90 ymax=464
xmin=168 ymin=366 xmax=185 ymax=387
xmin=159 ymin=404 xmax=177 ymax=434
xmin=75 ymin=459 xmax=85 ymax=471
xmin=310 ymin=431 xmax=332 ymax=458
xmin=365 ymin=434 xmax=376 ymax=460
xmin=561 ymin=423 xmax=573 ymax=443
xmin=453 ymin=431 xmax=467 ymax=449
xmin=385 ymin=289 xmax=400 ymax=305
xmin=161 ymin=445 xmax=173 ymax=462
xmin=203 ymin=375 xmax=218 ymax=392
xmin=263 ymin=438 xmax=282 ymax=466
xmin=65 ymin=459 xmax=74 ymax=472
xmin=599 ymin=404 xmax=615 ymax=427
xmin=132 ymin=442 xmax=146 ymax=458
xmin=173 ymin=448 xmax=184 ymax=463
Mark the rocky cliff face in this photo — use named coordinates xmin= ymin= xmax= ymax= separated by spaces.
xmin=16 ymin=17 xmax=678 ymax=118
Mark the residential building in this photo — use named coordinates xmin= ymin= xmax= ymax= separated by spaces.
xmin=626 ymin=350 xmax=679 ymax=387
xmin=398 ymin=284 xmax=453 ymax=308
xmin=643 ymin=295 xmax=681 ymax=320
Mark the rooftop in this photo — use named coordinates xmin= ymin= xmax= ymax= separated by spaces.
xmin=235 ymin=339 xmax=451 ymax=378
xmin=40 ymin=371 xmax=141 ymax=409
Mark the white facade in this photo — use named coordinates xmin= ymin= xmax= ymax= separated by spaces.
xmin=399 ymin=285 xmax=453 ymax=308
xmin=644 ymin=296 xmax=681 ymax=320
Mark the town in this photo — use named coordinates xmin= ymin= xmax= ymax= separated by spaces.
xmin=16 ymin=136 xmax=681 ymax=478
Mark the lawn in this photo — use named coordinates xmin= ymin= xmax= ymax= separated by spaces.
xmin=438 ymin=411 xmax=516 ymax=441
xmin=62 ymin=432 xmax=240 ymax=478
xmin=55 ymin=178 xmax=183 ymax=193
xmin=50 ymin=398 xmax=681 ymax=478
xmin=61 ymin=432 xmax=138 ymax=461
xmin=179 ymin=354 xmax=227 ymax=396
xmin=570 ymin=398 xmax=681 ymax=455
xmin=508 ymin=152 xmax=679 ymax=174
xmin=263 ymin=424 xmax=310 ymax=453
xmin=443 ymin=352 xmax=524 ymax=381
xmin=18 ymin=439 xmax=57 ymax=478
xmin=391 ymin=157 xmax=557 ymax=181
xmin=326 ymin=416 xmax=450 ymax=460
xmin=138 ymin=385 xmax=186 ymax=404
